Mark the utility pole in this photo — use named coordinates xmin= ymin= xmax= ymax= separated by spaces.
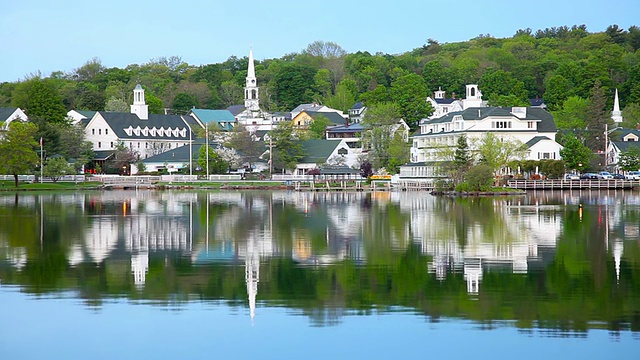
xmin=269 ymin=136 xmax=273 ymax=179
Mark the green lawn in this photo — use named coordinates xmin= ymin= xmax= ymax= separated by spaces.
xmin=0 ymin=180 xmax=103 ymax=190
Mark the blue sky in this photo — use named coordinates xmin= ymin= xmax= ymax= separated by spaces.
xmin=1 ymin=0 xmax=638 ymax=83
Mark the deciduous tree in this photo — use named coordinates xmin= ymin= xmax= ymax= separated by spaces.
xmin=0 ymin=121 xmax=39 ymax=187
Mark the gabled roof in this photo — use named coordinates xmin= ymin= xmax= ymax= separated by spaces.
xmin=142 ymin=138 xmax=217 ymax=163
xmin=226 ymin=105 xmax=246 ymax=116
xmin=525 ymin=136 xmax=552 ymax=148
xmin=93 ymin=150 xmax=115 ymax=161
xmin=619 ymin=129 xmax=640 ymax=140
xmin=190 ymin=109 xmax=236 ymax=131
xmin=305 ymin=111 xmax=346 ymax=125
xmin=419 ymin=106 xmax=557 ymax=132
xmin=350 ymin=102 xmax=365 ymax=110
xmin=77 ymin=110 xmax=97 ymax=119
xmin=0 ymin=107 xmax=19 ymax=121
xmin=327 ymin=122 xmax=365 ymax=133
xmin=96 ymin=112 xmax=198 ymax=140
xmin=530 ymin=98 xmax=545 ymax=107
xmin=190 ymin=109 xmax=235 ymax=123
xmin=291 ymin=103 xmax=326 ymax=114
xmin=433 ymin=98 xmax=458 ymax=105
xmin=298 ymin=140 xmax=341 ymax=164
xmin=612 ymin=140 xmax=640 ymax=152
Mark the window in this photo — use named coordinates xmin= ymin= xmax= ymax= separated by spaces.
xmin=493 ymin=121 xmax=512 ymax=129
xmin=110 ymin=142 xmax=113 ymax=148
xmin=527 ymin=122 xmax=534 ymax=129
xmin=98 ymin=142 xmax=101 ymax=148
xmin=105 ymin=129 xmax=109 ymax=135
xmin=98 ymin=129 xmax=101 ymax=135
xmin=92 ymin=129 xmax=95 ymax=135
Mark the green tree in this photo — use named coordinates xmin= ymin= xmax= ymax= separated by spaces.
xmin=559 ymin=133 xmax=592 ymax=172
xmin=0 ymin=121 xmax=39 ymax=187
xmin=146 ymin=92 xmax=164 ymax=114
xmin=57 ymin=123 xmax=93 ymax=172
xmin=389 ymin=73 xmax=433 ymax=129
xmin=361 ymin=103 xmax=403 ymax=171
xmin=225 ymin=124 xmax=263 ymax=171
xmin=323 ymin=80 xmax=356 ymax=112
xmin=43 ymin=157 xmax=74 ymax=182
xmin=386 ymin=132 xmax=410 ymax=174
xmin=270 ymin=122 xmax=305 ymax=172
xmin=618 ymin=145 xmax=640 ymax=172
xmin=552 ymin=96 xmax=589 ymax=130
xmin=585 ymin=79 xmax=610 ymax=151
xmin=544 ymin=74 xmax=573 ymax=110
xmin=475 ymin=132 xmax=527 ymax=175
xmin=105 ymin=96 xmax=129 ymax=112
xmin=198 ymin=145 xmax=228 ymax=174
xmin=172 ymin=93 xmax=199 ymax=115
xmin=26 ymin=80 xmax=67 ymax=124
xmin=621 ymin=103 xmax=640 ymax=129
xmin=459 ymin=163 xmax=494 ymax=192
xmin=271 ymin=62 xmax=317 ymax=111
xmin=308 ymin=114 xmax=333 ymax=139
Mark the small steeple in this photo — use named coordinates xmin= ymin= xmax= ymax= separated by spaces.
xmin=612 ymin=88 xmax=623 ymax=123
xmin=244 ymin=48 xmax=260 ymax=112
xmin=130 ymin=84 xmax=149 ymax=120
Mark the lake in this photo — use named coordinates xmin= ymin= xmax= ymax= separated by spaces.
xmin=0 ymin=189 xmax=638 ymax=359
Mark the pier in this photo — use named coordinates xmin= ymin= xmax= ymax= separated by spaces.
xmin=506 ymin=179 xmax=639 ymax=190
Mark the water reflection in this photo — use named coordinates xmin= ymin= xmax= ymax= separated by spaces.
xmin=0 ymin=190 xmax=639 ymax=334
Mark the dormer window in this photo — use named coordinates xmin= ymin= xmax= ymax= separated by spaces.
xmin=142 ymin=127 xmax=148 ymax=136
xmin=150 ymin=127 xmax=156 ymax=136
xmin=157 ymin=128 xmax=164 ymax=137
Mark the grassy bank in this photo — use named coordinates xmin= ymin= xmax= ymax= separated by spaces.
xmin=0 ymin=180 xmax=103 ymax=191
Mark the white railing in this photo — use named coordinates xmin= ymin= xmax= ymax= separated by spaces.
xmin=272 ymin=175 xmax=314 ymax=181
xmin=207 ymin=174 xmax=242 ymax=181
xmin=0 ymin=175 xmax=36 ymax=182
xmin=160 ymin=175 xmax=198 ymax=182
xmin=95 ymin=175 xmax=160 ymax=184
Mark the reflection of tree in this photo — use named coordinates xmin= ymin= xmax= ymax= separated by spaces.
xmin=2 ymin=192 xmax=640 ymax=333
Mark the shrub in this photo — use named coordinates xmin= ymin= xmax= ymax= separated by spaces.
xmin=464 ymin=164 xmax=494 ymax=191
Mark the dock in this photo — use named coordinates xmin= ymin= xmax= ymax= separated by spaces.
xmin=506 ymin=179 xmax=640 ymax=190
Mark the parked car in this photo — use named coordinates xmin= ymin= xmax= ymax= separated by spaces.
xmin=626 ymin=171 xmax=640 ymax=180
xmin=580 ymin=173 xmax=603 ymax=180
xmin=564 ymin=173 xmax=580 ymax=180
xmin=612 ymin=173 xmax=626 ymax=179
xmin=598 ymin=171 xmax=613 ymax=179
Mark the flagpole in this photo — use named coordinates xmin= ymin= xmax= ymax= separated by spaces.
xmin=40 ymin=137 xmax=43 ymax=183
xmin=206 ymin=123 xmax=209 ymax=179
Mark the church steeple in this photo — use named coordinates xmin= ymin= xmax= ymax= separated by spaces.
xmin=244 ymin=49 xmax=260 ymax=111
xmin=612 ymin=88 xmax=623 ymax=123
xmin=130 ymin=84 xmax=149 ymax=120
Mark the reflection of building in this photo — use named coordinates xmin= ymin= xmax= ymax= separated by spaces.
xmin=132 ymin=252 xmax=149 ymax=289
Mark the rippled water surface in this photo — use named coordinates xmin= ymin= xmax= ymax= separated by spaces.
xmin=0 ymin=190 xmax=638 ymax=358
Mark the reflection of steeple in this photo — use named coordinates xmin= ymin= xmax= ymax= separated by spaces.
xmin=464 ymin=258 xmax=482 ymax=294
xmin=613 ymin=241 xmax=623 ymax=283
xmin=245 ymin=238 xmax=260 ymax=322
xmin=132 ymin=252 xmax=149 ymax=289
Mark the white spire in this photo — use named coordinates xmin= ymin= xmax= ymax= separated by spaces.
xmin=612 ymin=88 xmax=623 ymax=123
xmin=245 ymin=238 xmax=260 ymax=323
xmin=244 ymin=48 xmax=260 ymax=111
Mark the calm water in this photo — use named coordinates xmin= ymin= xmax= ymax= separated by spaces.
xmin=0 ymin=189 xmax=638 ymax=359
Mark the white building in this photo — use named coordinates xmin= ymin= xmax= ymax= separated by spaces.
xmin=83 ymin=84 xmax=199 ymax=160
xmin=425 ymin=85 xmax=487 ymax=119
xmin=0 ymin=107 xmax=28 ymax=130
xmin=402 ymin=103 xmax=562 ymax=181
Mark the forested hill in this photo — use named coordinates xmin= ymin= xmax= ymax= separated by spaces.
xmin=1 ymin=24 xmax=640 ymax=130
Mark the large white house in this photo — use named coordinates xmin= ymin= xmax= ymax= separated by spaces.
xmin=401 ymin=104 xmax=562 ymax=181
xmin=83 ymin=84 xmax=199 ymax=160
xmin=425 ymin=85 xmax=487 ymax=119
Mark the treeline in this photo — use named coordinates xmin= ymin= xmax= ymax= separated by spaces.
xmin=2 ymin=24 xmax=640 ymax=130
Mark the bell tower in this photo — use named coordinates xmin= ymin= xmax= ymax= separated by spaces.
xmin=244 ymin=49 xmax=260 ymax=112
xmin=130 ymin=84 xmax=149 ymax=120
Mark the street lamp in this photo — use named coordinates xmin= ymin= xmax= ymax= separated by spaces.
xmin=604 ymin=124 xmax=623 ymax=169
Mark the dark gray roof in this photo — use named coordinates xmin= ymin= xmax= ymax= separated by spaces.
xmin=612 ymin=140 xmax=640 ymax=152
xmin=226 ymin=105 xmax=246 ymax=116
xmin=291 ymin=103 xmax=325 ymax=114
xmin=97 ymin=112 xmax=198 ymax=140
xmin=0 ymin=107 xmax=18 ymax=121
xmin=305 ymin=111 xmax=347 ymax=125
xmin=419 ymin=106 xmax=557 ymax=132
xmin=619 ymin=129 xmax=640 ymax=140
xmin=350 ymin=102 xmax=365 ymax=110
xmin=525 ymin=136 xmax=552 ymax=147
xmin=530 ymin=98 xmax=545 ymax=107
xmin=143 ymin=138 xmax=219 ymax=163
xmin=93 ymin=150 xmax=115 ymax=161
xmin=327 ymin=123 xmax=364 ymax=133
xmin=434 ymin=98 xmax=457 ymax=105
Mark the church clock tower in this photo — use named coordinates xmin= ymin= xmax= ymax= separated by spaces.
xmin=244 ymin=49 xmax=260 ymax=112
